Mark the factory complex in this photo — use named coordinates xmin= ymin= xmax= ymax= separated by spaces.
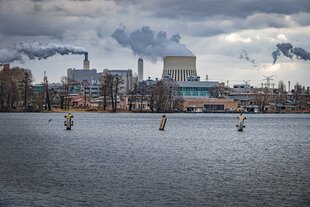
xmin=2 ymin=52 xmax=310 ymax=113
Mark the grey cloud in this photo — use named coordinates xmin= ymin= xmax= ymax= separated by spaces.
xmin=33 ymin=4 xmax=44 ymax=12
xmin=31 ymin=0 xmax=50 ymax=2
xmin=96 ymin=22 xmax=108 ymax=39
xmin=114 ymin=0 xmax=309 ymax=38
xmin=0 ymin=15 xmax=66 ymax=38
xmin=114 ymin=0 xmax=310 ymax=18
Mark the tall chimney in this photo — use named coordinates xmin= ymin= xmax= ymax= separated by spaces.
xmin=138 ymin=58 xmax=143 ymax=81
xmin=83 ymin=52 xmax=90 ymax=70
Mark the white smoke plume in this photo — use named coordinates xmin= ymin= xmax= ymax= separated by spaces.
xmin=272 ymin=43 xmax=310 ymax=64
xmin=239 ymin=49 xmax=257 ymax=67
xmin=0 ymin=49 xmax=23 ymax=63
xmin=0 ymin=42 xmax=87 ymax=64
xmin=112 ymin=26 xmax=194 ymax=62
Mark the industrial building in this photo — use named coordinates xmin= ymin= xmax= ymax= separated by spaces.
xmin=177 ymin=80 xmax=218 ymax=98
xmin=66 ymin=53 xmax=134 ymax=99
xmin=162 ymin=56 xmax=197 ymax=81
xmin=103 ymin=69 xmax=133 ymax=95
xmin=183 ymin=98 xmax=238 ymax=112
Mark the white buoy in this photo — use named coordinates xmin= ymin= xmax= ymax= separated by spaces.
xmin=159 ymin=115 xmax=167 ymax=130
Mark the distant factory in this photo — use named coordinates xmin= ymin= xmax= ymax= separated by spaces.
xmin=7 ymin=49 xmax=309 ymax=113
xmin=64 ymin=52 xmax=224 ymax=111
xmin=66 ymin=53 xmax=134 ymax=101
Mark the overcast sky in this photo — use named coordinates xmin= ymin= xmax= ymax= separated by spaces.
xmin=1 ymin=0 xmax=310 ymax=87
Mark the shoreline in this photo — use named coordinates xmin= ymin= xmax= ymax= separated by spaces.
xmin=0 ymin=108 xmax=309 ymax=114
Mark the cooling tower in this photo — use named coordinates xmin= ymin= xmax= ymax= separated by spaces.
xmin=162 ymin=56 xmax=197 ymax=81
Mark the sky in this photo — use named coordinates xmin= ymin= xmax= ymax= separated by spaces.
xmin=0 ymin=0 xmax=310 ymax=88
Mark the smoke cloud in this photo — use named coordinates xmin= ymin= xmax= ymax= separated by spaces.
xmin=0 ymin=49 xmax=23 ymax=63
xmin=239 ymin=49 xmax=257 ymax=67
xmin=112 ymin=26 xmax=194 ymax=62
xmin=272 ymin=43 xmax=310 ymax=64
xmin=0 ymin=42 xmax=87 ymax=63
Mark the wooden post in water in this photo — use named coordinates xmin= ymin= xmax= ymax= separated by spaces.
xmin=159 ymin=115 xmax=167 ymax=130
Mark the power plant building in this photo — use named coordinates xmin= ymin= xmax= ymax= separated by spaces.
xmin=103 ymin=69 xmax=133 ymax=94
xmin=177 ymin=80 xmax=218 ymax=98
xmin=162 ymin=56 xmax=197 ymax=81
xmin=67 ymin=68 xmax=100 ymax=85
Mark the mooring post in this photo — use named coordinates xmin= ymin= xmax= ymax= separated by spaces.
xmin=159 ymin=115 xmax=167 ymax=130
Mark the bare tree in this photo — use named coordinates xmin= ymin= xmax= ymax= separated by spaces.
xmin=0 ymin=66 xmax=33 ymax=111
xmin=278 ymin=80 xmax=286 ymax=94
xmin=151 ymin=80 xmax=183 ymax=112
xmin=294 ymin=82 xmax=302 ymax=103
xmin=100 ymin=72 xmax=113 ymax=111
xmin=112 ymin=74 xmax=124 ymax=112
xmin=128 ymin=83 xmax=138 ymax=111
xmin=21 ymin=69 xmax=33 ymax=108
xmin=275 ymin=80 xmax=287 ymax=108
xmin=100 ymin=72 xmax=124 ymax=112
xmin=60 ymin=76 xmax=70 ymax=109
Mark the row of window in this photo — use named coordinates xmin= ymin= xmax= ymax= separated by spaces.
xmin=180 ymin=91 xmax=209 ymax=96
xmin=204 ymin=105 xmax=224 ymax=111
xmin=179 ymin=87 xmax=211 ymax=91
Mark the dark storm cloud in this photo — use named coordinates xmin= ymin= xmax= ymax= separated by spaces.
xmin=114 ymin=0 xmax=310 ymax=18
xmin=0 ymin=14 xmax=65 ymax=38
xmin=112 ymin=0 xmax=310 ymax=37
xmin=0 ymin=0 xmax=96 ymax=39
xmin=0 ymin=1 xmax=66 ymax=38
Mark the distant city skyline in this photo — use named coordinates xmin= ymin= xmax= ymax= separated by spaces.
xmin=1 ymin=0 xmax=309 ymax=87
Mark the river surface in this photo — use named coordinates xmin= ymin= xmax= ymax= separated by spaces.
xmin=0 ymin=113 xmax=309 ymax=207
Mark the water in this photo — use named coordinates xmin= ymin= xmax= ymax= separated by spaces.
xmin=0 ymin=113 xmax=309 ymax=207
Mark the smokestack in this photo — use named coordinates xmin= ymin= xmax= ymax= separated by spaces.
xmin=84 ymin=52 xmax=88 ymax=61
xmin=138 ymin=58 xmax=143 ymax=81
xmin=83 ymin=52 xmax=90 ymax=70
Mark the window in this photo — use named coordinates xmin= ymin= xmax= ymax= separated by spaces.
xmin=204 ymin=104 xmax=224 ymax=111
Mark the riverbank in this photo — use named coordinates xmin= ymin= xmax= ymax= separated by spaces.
xmin=1 ymin=108 xmax=309 ymax=114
